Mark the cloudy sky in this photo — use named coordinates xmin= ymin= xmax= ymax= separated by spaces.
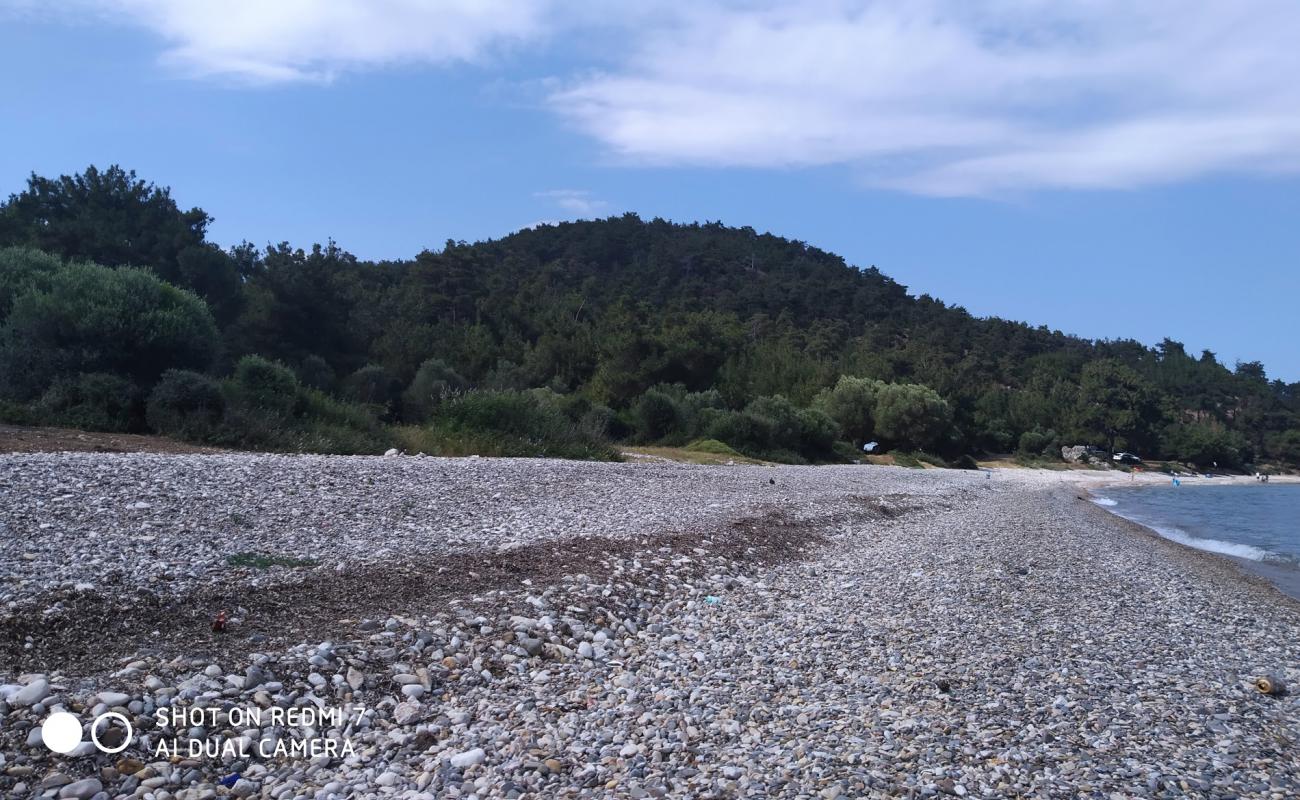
xmin=2 ymin=1 xmax=1298 ymax=378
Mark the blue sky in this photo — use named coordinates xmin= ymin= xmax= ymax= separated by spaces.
xmin=2 ymin=2 xmax=1298 ymax=380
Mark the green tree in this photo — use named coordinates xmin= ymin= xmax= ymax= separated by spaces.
xmin=0 ymin=246 xmax=61 ymax=320
xmin=873 ymin=383 xmax=952 ymax=451
xmin=1164 ymin=421 xmax=1249 ymax=469
xmin=1075 ymin=360 xmax=1163 ymax=454
xmin=816 ymin=375 xmax=883 ymax=445
xmin=0 ymin=262 xmax=218 ymax=401
xmin=0 ymin=165 xmax=240 ymax=319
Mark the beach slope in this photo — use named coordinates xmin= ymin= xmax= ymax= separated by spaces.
xmin=1 ymin=454 xmax=1297 ymax=797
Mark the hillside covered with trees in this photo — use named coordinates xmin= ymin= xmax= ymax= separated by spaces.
xmin=1 ymin=165 xmax=1297 ymax=469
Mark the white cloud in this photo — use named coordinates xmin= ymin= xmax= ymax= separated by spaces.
xmin=549 ymin=1 xmax=1300 ymax=195
xmin=535 ymin=189 xmax=608 ymax=217
xmin=34 ymin=0 xmax=1300 ymax=194
xmin=77 ymin=0 xmax=552 ymax=82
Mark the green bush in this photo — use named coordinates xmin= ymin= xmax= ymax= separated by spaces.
xmin=214 ymin=356 xmax=387 ymax=454
xmin=743 ymin=395 xmax=839 ymax=459
xmin=146 ymin=369 xmax=225 ymax=440
xmin=703 ymin=408 xmax=774 ymax=455
xmin=37 ymin=372 xmax=142 ymax=432
xmin=401 ymin=358 xmax=466 ymax=422
xmin=1164 ymin=422 xmax=1249 ymax=469
xmin=951 ymin=453 xmax=980 ymax=470
xmin=0 ymin=399 xmax=37 ymax=425
xmin=632 ymin=388 xmax=685 ymax=442
xmin=286 ymin=388 xmax=390 ymax=454
xmin=745 ymin=395 xmax=804 ymax=449
xmin=578 ymin=404 xmax=619 ymax=441
xmin=794 ymin=406 xmax=839 ymax=456
xmin=0 ymin=246 xmax=60 ymax=321
xmin=229 ymin=355 xmax=298 ymax=418
xmin=1266 ymin=430 xmax=1300 ymax=465
xmin=429 ymin=390 xmax=618 ymax=460
xmin=0 ymin=261 xmax=218 ymax=402
xmin=344 ymin=364 xmax=397 ymax=410
xmin=891 ymin=451 xmax=924 ymax=469
xmin=832 ymin=440 xmax=863 ymax=462
xmin=1017 ymin=427 xmax=1060 ymax=458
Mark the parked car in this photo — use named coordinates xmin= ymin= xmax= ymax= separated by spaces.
xmin=1112 ymin=451 xmax=1142 ymax=464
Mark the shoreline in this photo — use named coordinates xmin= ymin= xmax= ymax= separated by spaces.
xmin=1079 ymin=479 xmax=1300 ymax=604
xmin=2 ymin=454 xmax=1298 ymax=797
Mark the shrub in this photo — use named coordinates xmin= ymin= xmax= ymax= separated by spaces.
xmin=744 ymin=395 xmax=838 ymax=459
xmin=632 ymin=388 xmax=685 ymax=442
xmin=703 ymin=408 xmax=774 ymax=455
xmin=1017 ymin=428 xmax=1060 ymax=458
xmin=891 ymin=451 xmax=924 ymax=469
xmin=1266 ymin=430 xmax=1300 ymax=466
xmin=401 ymin=358 xmax=466 ymax=422
xmin=951 ymin=454 xmax=980 ymax=470
xmin=0 ymin=246 xmax=60 ymax=321
xmin=344 ymin=364 xmax=398 ymax=411
xmin=794 ymin=407 xmax=840 ymax=457
xmin=229 ymin=355 xmax=299 ymax=418
xmin=0 ymin=399 xmax=37 ymax=425
xmin=429 ymin=390 xmax=618 ymax=460
xmin=1164 ymin=422 xmax=1249 ymax=469
xmin=744 ymin=395 xmax=797 ymax=441
xmin=0 ymin=262 xmax=218 ymax=401
xmin=147 ymin=369 xmax=225 ymax=440
xmin=37 ymin=372 xmax=142 ymax=432
xmin=287 ymin=388 xmax=390 ymax=454
xmin=578 ymin=404 xmax=619 ymax=440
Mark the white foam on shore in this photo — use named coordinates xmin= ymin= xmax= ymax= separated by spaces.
xmin=1144 ymin=523 xmax=1275 ymax=562
xmin=1091 ymin=496 xmax=1118 ymax=507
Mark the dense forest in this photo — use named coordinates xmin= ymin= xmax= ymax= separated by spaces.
xmin=1 ymin=165 xmax=1297 ymax=469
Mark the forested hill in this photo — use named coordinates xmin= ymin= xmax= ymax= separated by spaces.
xmin=1 ymin=165 xmax=1297 ymax=468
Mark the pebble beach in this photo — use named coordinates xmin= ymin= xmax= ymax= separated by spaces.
xmin=2 ymin=453 xmax=1298 ymax=799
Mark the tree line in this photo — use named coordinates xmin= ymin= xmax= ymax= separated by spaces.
xmin=1 ymin=164 xmax=1297 ymax=468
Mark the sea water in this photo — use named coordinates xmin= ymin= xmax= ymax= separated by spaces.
xmin=1093 ymin=483 xmax=1300 ymax=567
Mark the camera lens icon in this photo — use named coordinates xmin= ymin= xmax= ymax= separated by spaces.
xmin=40 ymin=712 xmax=82 ymax=754
xmin=41 ymin=711 xmax=134 ymax=755
xmin=91 ymin=712 xmax=133 ymax=754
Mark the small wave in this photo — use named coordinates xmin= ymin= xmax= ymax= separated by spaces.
xmin=1148 ymin=524 xmax=1275 ymax=562
xmin=1091 ymin=496 xmax=1118 ymax=507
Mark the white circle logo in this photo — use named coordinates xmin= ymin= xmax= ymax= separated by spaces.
xmin=90 ymin=712 xmax=133 ymax=754
xmin=41 ymin=711 xmax=84 ymax=754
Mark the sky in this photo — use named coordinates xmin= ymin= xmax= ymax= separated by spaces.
xmin=1 ymin=1 xmax=1298 ymax=380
